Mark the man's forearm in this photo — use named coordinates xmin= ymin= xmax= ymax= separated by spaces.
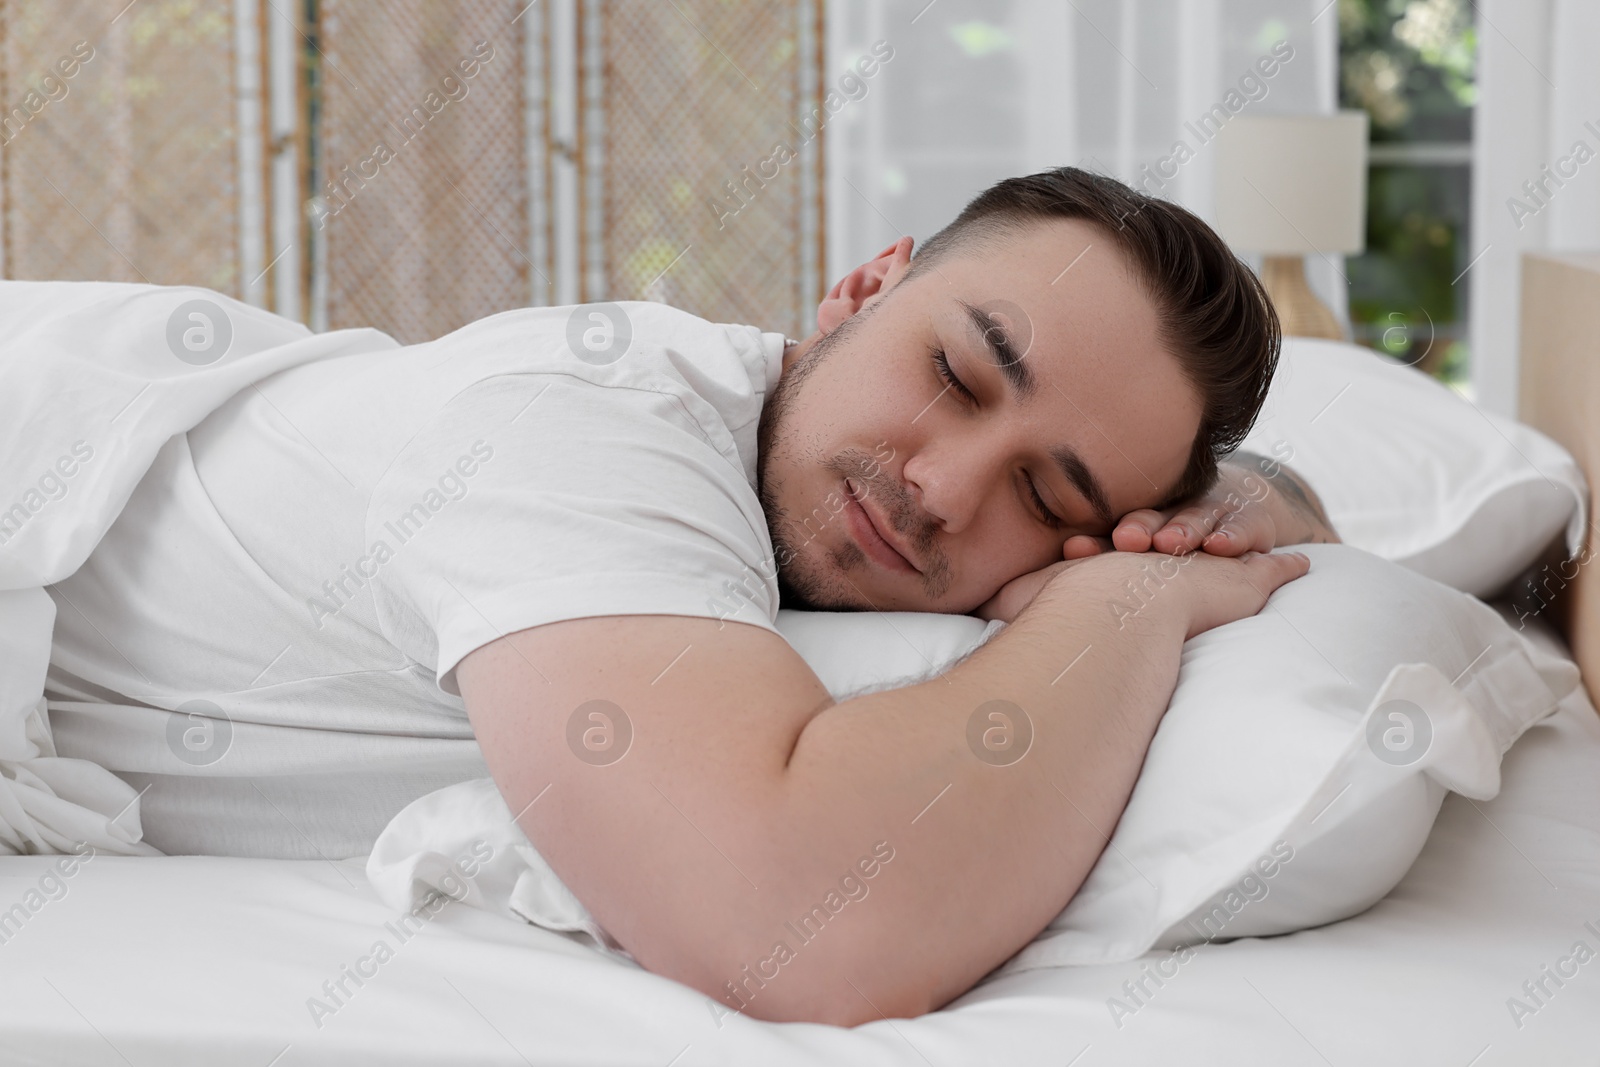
xmin=1225 ymin=451 xmax=1339 ymax=546
xmin=745 ymin=560 xmax=1187 ymax=1023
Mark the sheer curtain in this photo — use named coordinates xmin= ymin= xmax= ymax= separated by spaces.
xmin=826 ymin=0 xmax=1343 ymax=326
xmin=1470 ymin=0 xmax=1600 ymax=415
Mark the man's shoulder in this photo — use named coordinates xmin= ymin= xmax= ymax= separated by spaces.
xmin=401 ymin=303 xmax=781 ymax=472
xmin=419 ymin=301 xmax=781 ymax=399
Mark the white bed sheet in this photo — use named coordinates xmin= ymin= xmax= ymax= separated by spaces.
xmin=1 ymin=614 xmax=1597 ymax=1067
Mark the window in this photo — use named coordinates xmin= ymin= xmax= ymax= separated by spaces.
xmin=1338 ymin=0 xmax=1477 ymax=389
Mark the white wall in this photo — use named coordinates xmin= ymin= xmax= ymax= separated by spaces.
xmin=825 ymin=0 xmax=1342 ymax=314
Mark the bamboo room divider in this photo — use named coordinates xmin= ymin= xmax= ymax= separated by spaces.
xmin=0 ymin=0 xmax=245 ymax=295
xmin=0 ymin=0 xmax=825 ymax=345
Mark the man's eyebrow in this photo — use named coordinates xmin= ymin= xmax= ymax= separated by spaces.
xmin=1050 ymin=443 xmax=1115 ymax=530
xmin=959 ymin=300 xmax=1036 ymax=402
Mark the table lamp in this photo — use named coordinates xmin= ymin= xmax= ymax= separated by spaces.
xmin=1213 ymin=112 xmax=1369 ymax=340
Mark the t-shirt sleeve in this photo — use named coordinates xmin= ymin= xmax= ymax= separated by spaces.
xmin=364 ymin=373 xmax=780 ymax=696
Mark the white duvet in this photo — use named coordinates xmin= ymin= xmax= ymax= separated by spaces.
xmin=0 ymin=281 xmax=395 ymax=855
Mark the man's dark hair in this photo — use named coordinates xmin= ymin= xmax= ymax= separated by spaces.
xmin=901 ymin=166 xmax=1280 ymax=509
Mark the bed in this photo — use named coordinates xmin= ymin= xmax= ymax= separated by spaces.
xmin=3 ymin=256 xmax=1599 ymax=1065
xmin=0 ymin=604 xmax=1592 ymax=1066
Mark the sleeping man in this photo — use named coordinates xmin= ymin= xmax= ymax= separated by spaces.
xmin=42 ymin=166 xmax=1338 ymax=1026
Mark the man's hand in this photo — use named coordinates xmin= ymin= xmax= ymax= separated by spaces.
xmin=1063 ymin=452 xmax=1340 ymax=561
xmin=974 ymin=543 xmax=1311 ymax=629
xmin=980 ymin=453 xmax=1335 ymax=622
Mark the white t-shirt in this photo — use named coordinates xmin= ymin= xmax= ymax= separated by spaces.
xmin=44 ymin=302 xmax=787 ymax=858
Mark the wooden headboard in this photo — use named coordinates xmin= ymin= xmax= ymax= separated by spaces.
xmin=1517 ymin=251 xmax=1600 ymax=708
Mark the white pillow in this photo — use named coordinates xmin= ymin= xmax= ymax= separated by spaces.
xmin=771 ymin=609 xmax=1003 ymax=699
xmin=1239 ymin=337 xmax=1587 ymax=599
xmin=998 ymin=542 xmax=1577 ymax=972
xmin=365 ymin=611 xmax=1006 ymax=954
xmin=367 ymin=546 xmax=1576 ymax=970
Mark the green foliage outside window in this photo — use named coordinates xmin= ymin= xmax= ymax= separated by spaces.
xmin=1339 ymin=0 xmax=1476 ymax=387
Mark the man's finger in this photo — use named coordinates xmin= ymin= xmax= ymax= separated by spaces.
xmin=1111 ymin=509 xmax=1169 ymax=553
xmin=1245 ymin=549 xmax=1312 ymax=592
xmin=1063 ymin=534 xmax=1111 ymax=559
xmin=1199 ymin=524 xmax=1251 ymax=556
xmin=1151 ymin=502 xmax=1229 ymax=555
xmin=1200 ymin=508 xmax=1276 ymax=556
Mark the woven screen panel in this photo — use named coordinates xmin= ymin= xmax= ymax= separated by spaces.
xmin=1 ymin=0 xmax=240 ymax=291
xmin=320 ymin=0 xmax=528 ymax=343
xmin=598 ymin=0 xmax=820 ymax=339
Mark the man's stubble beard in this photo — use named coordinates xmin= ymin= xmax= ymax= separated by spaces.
xmin=755 ymin=317 xmax=952 ymax=611
xmin=756 ymin=325 xmax=857 ymax=611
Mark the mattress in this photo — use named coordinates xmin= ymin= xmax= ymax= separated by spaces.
xmin=1 ymin=613 xmax=1597 ymax=1066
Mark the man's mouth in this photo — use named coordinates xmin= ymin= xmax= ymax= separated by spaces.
xmin=843 ymin=478 xmax=918 ymax=574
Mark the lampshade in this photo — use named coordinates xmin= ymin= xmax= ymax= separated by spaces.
xmin=1213 ymin=112 xmax=1370 ymax=256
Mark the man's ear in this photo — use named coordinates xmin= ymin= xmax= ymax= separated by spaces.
xmin=815 ymin=235 xmax=916 ymax=333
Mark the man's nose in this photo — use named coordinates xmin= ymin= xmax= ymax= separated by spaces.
xmin=899 ymin=436 xmax=996 ymax=537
